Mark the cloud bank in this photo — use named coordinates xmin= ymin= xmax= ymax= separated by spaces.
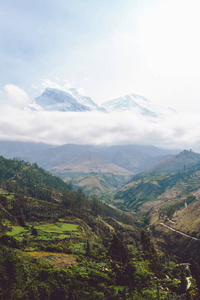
xmin=0 ymin=84 xmax=199 ymax=152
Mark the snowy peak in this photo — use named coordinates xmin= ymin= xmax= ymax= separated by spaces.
xmin=102 ymin=93 xmax=175 ymax=117
xmin=27 ymin=87 xmax=175 ymax=117
xmin=28 ymin=88 xmax=105 ymax=112
xmin=67 ymin=88 xmax=101 ymax=110
xmin=30 ymin=88 xmax=91 ymax=112
xmin=102 ymin=94 xmax=158 ymax=117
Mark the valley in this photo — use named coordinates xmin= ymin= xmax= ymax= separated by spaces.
xmin=0 ymin=141 xmax=178 ymax=197
xmin=2 ymin=1 xmax=200 ymax=299
xmin=1 ymin=144 xmax=200 ymax=299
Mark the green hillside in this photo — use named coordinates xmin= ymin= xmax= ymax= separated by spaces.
xmin=0 ymin=142 xmax=177 ymax=198
xmin=0 ymin=155 xmax=197 ymax=299
xmin=114 ymin=151 xmax=200 ymax=211
xmin=112 ymin=150 xmax=200 ymax=265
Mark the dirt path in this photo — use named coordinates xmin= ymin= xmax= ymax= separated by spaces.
xmin=186 ymin=277 xmax=192 ymax=290
xmin=159 ymin=223 xmax=200 ymax=241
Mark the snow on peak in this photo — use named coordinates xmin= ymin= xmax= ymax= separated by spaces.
xmin=28 ymin=88 xmax=104 ymax=112
xmin=26 ymin=87 xmax=175 ymax=118
xmin=102 ymin=93 xmax=173 ymax=118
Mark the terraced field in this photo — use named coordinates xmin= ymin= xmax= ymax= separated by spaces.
xmin=8 ymin=221 xmax=80 ymax=241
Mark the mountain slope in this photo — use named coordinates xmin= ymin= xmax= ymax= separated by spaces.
xmin=114 ymin=150 xmax=200 ymax=212
xmin=110 ymin=151 xmax=200 ymax=259
xmin=30 ymin=88 xmax=91 ymax=111
xmin=142 ymin=149 xmax=200 ymax=175
xmin=0 ymin=141 xmax=54 ymax=159
xmin=0 ymin=156 xmax=70 ymax=202
xmin=49 ymin=151 xmax=132 ymax=196
xmin=14 ymin=143 xmax=177 ymax=174
xmin=0 ymin=155 xmax=137 ymax=229
xmin=0 ymin=157 xmax=190 ymax=299
xmin=58 ymin=172 xmax=131 ymax=197
xmin=28 ymin=87 xmax=105 ymax=112
xmin=102 ymin=93 xmax=175 ymax=117
xmin=27 ymin=87 xmax=175 ymax=118
xmin=51 ymin=151 xmax=132 ymax=175
xmin=0 ymin=142 xmax=178 ymax=196
xmin=97 ymin=144 xmax=176 ymax=173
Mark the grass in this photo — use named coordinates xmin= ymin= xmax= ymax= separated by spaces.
xmin=27 ymin=251 xmax=77 ymax=269
xmin=35 ymin=223 xmax=78 ymax=233
xmin=7 ymin=222 xmax=80 ymax=241
xmin=7 ymin=226 xmax=29 ymax=236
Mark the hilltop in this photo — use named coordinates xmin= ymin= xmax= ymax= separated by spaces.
xmin=142 ymin=150 xmax=200 ymax=175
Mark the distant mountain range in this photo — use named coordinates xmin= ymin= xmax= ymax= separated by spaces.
xmin=0 ymin=141 xmax=178 ymax=174
xmin=26 ymin=87 xmax=175 ymax=118
xmin=0 ymin=141 xmax=179 ymax=196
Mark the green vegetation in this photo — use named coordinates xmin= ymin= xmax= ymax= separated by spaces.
xmin=114 ymin=161 xmax=200 ymax=212
xmin=0 ymin=155 xmax=198 ymax=299
xmin=160 ymin=195 xmax=197 ymax=218
xmin=7 ymin=225 xmax=29 ymax=236
xmin=7 ymin=222 xmax=79 ymax=241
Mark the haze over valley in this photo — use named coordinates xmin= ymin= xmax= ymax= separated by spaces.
xmin=1 ymin=1 xmax=200 ymax=299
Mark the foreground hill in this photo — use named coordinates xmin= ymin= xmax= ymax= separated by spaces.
xmin=1 ymin=155 xmax=198 ymax=299
xmin=0 ymin=155 xmax=134 ymax=228
xmin=0 ymin=155 xmax=140 ymax=258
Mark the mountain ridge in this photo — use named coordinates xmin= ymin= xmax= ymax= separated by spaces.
xmin=26 ymin=87 xmax=175 ymax=118
xmin=0 ymin=141 xmax=179 ymax=196
xmin=28 ymin=87 xmax=105 ymax=112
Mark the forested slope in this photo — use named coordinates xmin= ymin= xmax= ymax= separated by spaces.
xmin=0 ymin=156 xmax=199 ymax=299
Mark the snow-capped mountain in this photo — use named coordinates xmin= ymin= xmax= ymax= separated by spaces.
xmin=67 ymin=88 xmax=105 ymax=111
xmin=28 ymin=88 xmax=105 ymax=112
xmin=102 ymin=94 xmax=173 ymax=117
xmin=27 ymin=87 xmax=175 ymax=117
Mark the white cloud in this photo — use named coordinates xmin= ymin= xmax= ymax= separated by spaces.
xmin=0 ymin=100 xmax=199 ymax=152
xmin=0 ymin=84 xmax=30 ymax=108
xmin=0 ymin=83 xmax=200 ymax=152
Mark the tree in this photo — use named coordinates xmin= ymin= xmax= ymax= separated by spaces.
xmin=108 ymin=232 xmax=136 ymax=296
xmin=140 ymin=229 xmax=163 ymax=277
xmin=108 ymin=232 xmax=129 ymax=266
xmin=85 ymin=240 xmax=91 ymax=257
xmin=31 ymin=226 xmax=38 ymax=236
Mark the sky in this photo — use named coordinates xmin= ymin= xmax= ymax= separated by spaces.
xmin=1 ymin=0 xmax=200 ymax=150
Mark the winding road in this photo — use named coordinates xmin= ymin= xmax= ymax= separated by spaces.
xmin=159 ymin=223 xmax=200 ymax=241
